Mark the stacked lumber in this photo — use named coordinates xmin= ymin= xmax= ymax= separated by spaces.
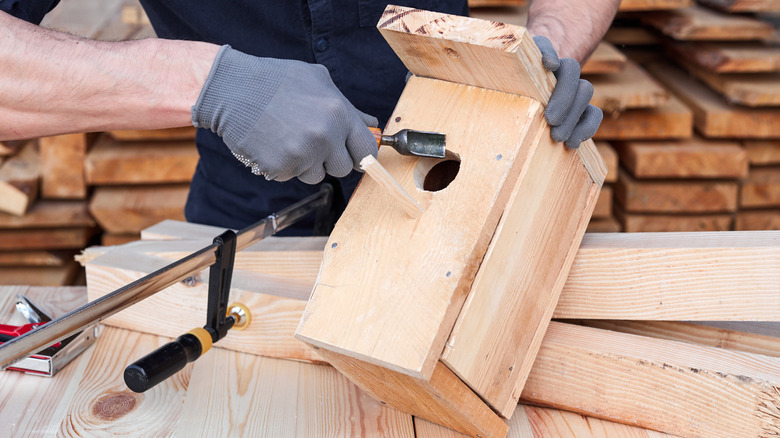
xmin=79 ymin=220 xmax=780 ymax=437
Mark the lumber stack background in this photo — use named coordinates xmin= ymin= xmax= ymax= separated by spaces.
xmin=0 ymin=0 xmax=779 ymax=286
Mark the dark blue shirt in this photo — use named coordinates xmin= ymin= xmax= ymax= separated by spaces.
xmin=3 ymin=1 xmax=468 ymax=234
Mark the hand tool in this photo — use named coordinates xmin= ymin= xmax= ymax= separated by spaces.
xmin=0 ymin=295 xmax=97 ymax=376
xmin=0 ymin=186 xmax=333 ymax=389
xmin=369 ymin=127 xmax=446 ymax=158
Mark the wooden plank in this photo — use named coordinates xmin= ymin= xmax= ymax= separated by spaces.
xmin=647 ymin=61 xmax=780 ymax=138
xmin=0 ymin=228 xmax=94 ymax=251
xmin=616 ymin=170 xmax=738 ymax=213
xmin=581 ymin=42 xmax=627 ymax=75
xmin=521 ymin=321 xmax=780 ymax=437
xmin=176 ymin=350 xmax=414 ymax=437
xmin=678 ymin=59 xmax=780 ymax=106
xmin=89 ymin=185 xmax=188 ymax=234
xmin=592 ymin=186 xmax=612 ymax=218
xmin=0 ymin=141 xmax=40 ymax=216
xmin=604 ymin=26 xmax=662 ymax=46
xmin=593 ymin=92 xmax=693 ymax=140
xmin=556 ymin=231 xmax=780 ymax=320
xmin=0 ymin=251 xmax=70 ymax=267
xmin=141 ymin=219 xmax=228 ymax=241
xmin=616 ymin=137 xmax=748 ymax=178
xmin=85 ymin=135 xmax=198 ymax=185
xmin=39 ymin=134 xmax=91 ymax=199
xmin=737 ymin=209 xmax=780 ymax=230
xmin=741 ymin=166 xmax=780 ymax=208
xmin=618 ymin=0 xmax=692 ymax=11
xmin=0 ymin=263 xmax=81 ymax=286
xmin=698 ymin=0 xmax=780 ymax=11
xmin=101 ymin=233 xmax=140 ymax=246
xmin=0 ymin=200 xmax=94 ymax=229
xmin=576 ymin=321 xmax=780 ymax=358
xmin=744 ymin=141 xmax=780 ymax=165
xmin=107 ymin=127 xmax=197 ymax=142
xmin=614 ymin=208 xmax=734 ymax=232
xmin=586 ymin=216 xmax=622 ymax=233
xmin=588 ymin=60 xmax=669 ymax=114
xmin=666 ymin=41 xmax=780 ymax=73
xmin=641 ymin=6 xmax=774 ymax=40
xmin=596 ymin=142 xmax=618 ymax=183
xmin=415 ymin=405 xmax=679 ymax=437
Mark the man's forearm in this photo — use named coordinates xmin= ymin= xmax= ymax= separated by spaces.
xmin=526 ymin=0 xmax=621 ymax=64
xmin=0 ymin=11 xmax=220 ymax=140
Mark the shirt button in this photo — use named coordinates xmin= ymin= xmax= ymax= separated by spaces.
xmin=314 ymin=38 xmax=329 ymax=52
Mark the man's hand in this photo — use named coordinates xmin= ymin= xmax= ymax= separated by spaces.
xmin=533 ymin=36 xmax=602 ymax=149
xmin=191 ymin=46 xmax=378 ymax=184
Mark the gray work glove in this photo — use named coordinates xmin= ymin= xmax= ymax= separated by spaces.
xmin=533 ymin=36 xmax=603 ymax=149
xmin=192 ymin=45 xmax=378 ymax=184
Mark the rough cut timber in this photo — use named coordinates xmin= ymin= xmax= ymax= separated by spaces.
xmin=605 ymin=26 xmax=662 ymax=46
xmin=744 ymin=141 xmax=780 ymax=165
xmin=39 ymin=133 xmax=92 ymax=199
xmin=741 ymin=167 xmax=780 ymax=208
xmin=521 ymin=321 xmax=780 ymax=437
xmin=592 ymin=186 xmax=612 ymax=219
xmin=677 ymin=59 xmax=780 ymax=107
xmin=614 ymin=208 xmax=733 ymax=232
xmin=666 ymin=41 xmax=780 ymax=73
xmin=108 ymin=126 xmax=197 ymax=141
xmin=586 ymin=217 xmax=622 ymax=233
xmin=698 ymin=0 xmax=780 ymax=11
xmin=618 ymin=0 xmax=692 ymax=11
xmin=587 ymin=60 xmax=669 ymax=115
xmin=647 ymin=62 xmax=780 ymax=138
xmin=737 ymin=210 xmax=780 ymax=230
xmin=84 ymin=135 xmax=198 ymax=185
xmin=0 ymin=141 xmax=40 ymax=216
xmin=0 ymin=251 xmax=69 ymax=267
xmin=296 ymin=7 xmax=605 ymax=426
xmin=89 ymin=184 xmax=188 ymax=233
xmin=641 ymin=6 xmax=774 ymax=40
xmin=616 ymin=170 xmax=738 ymax=213
xmin=596 ymin=142 xmax=618 ymax=183
xmin=581 ymin=42 xmax=627 ymax=75
xmin=616 ymin=138 xmax=748 ymax=179
xmin=593 ymin=93 xmax=692 ymax=140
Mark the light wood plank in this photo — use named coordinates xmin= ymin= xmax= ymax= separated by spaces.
xmin=678 ymin=59 xmax=780 ymax=106
xmin=140 ymin=219 xmax=228 ymax=241
xmin=586 ymin=216 xmax=622 ymax=233
xmin=360 ymin=155 xmax=425 ymax=218
xmin=0 ymin=251 xmax=70 ymax=267
xmin=592 ymin=186 xmax=612 ymax=218
xmin=604 ymin=27 xmax=662 ymax=46
xmin=741 ymin=167 xmax=780 ymax=208
xmin=521 ymin=321 xmax=780 ymax=437
xmin=593 ymin=93 xmax=693 ymax=140
xmin=556 ymin=231 xmax=780 ymax=320
xmin=667 ymin=41 xmax=780 ymax=73
xmin=647 ymin=61 xmax=780 ymax=138
xmin=616 ymin=137 xmax=748 ymax=178
xmin=582 ymin=42 xmax=628 ymax=75
xmin=89 ymin=185 xmax=188 ymax=234
xmin=39 ymin=134 xmax=91 ymax=199
xmin=616 ymin=170 xmax=738 ymax=213
xmin=698 ymin=0 xmax=780 ymax=11
xmin=0 ymin=200 xmax=94 ymax=229
xmin=744 ymin=140 xmax=780 ymax=165
xmin=0 ymin=141 xmax=40 ymax=216
xmin=619 ymin=0 xmax=692 ymax=11
xmin=101 ymin=233 xmax=140 ymax=246
xmin=176 ymin=351 xmax=414 ymax=437
xmin=596 ymin=142 xmax=618 ymax=183
xmin=737 ymin=209 xmax=780 ymax=230
xmin=84 ymin=135 xmax=198 ymax=185
xmin=642 ymin=6 xmax=774 ymax=40
xmin=0 ymin=228 xmax=94 ymax=251
xmin=614 ymin=209 xmax=733 ymax=232
xmin=588 ymin=60 xmax=669 ymax=114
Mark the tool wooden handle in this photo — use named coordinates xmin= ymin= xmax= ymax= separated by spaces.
xmin=369 ymin=127 xmax=382 ymax=148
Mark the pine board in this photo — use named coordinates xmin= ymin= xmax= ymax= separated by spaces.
xmin=0 ymin=251 xmax=70 ymax=267
xmin=642 ymin=6 xmax=774 ymax=40
xmin=698 ymin=0 xmax=780 ymax=11
xmin=618 ymin=0 xmax=692 ymax=11
xmin=100 ymin=233 xmax=141 ymax=246
xmin=39 ymin=134 xmax=91 ymax=199
xmin=647 ymin=62 xmax=780 ymax=138
xmin=0 ymin=141 xmax=40 ymax=216
xmin=593 ymin=186 xmax=612 ymax=218
xmin=588 ymin=60 xmax=669 ymax=114
xmin=0 ymin=200 xmax=94 ymax=229
xmin=85 ymin=135 xmax=198 ymax=185
xmin=0 ymin=228 xmax=95 ymax=251
xmin=593 ymin=93 xmax=693 ymax=140
xmin=614 ymin=208 xmax=734 ymax=232
xmin=667 ymin=41 xmax=780 ymax=73
xmin=679 ymin=59 xmax=780 ymax=106
xmin=737 ymin=209 xmax=780 ymax=230
xmin=582 ymin=42 xmax=628 ymax=75
xmin=616 ymin=137 xmax=748 ymax=178
xmin=107 ymin=127 xmax=197 ymax=141
xmin=744 ymin=141 xmax=780 ymax=165
xmin=89 ymin=185 xmax=188 ymax=234
xmin=604 ymin=27 xmax=662 ymax=46
xmin=741 ymin=166 xmax=780 ymax=208
xmin=596 ymin=142 xmax=618 ymax=183
xmin=616 ymin=170 xmax=738 ymax=213
xmin=585 ymin=217 xmax=622 ymax=233
xmin=521 ymin=322 xmax=780 ymax=437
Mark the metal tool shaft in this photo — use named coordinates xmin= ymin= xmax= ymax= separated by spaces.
xmin=0 ymin=187 xmax=332 ymax=370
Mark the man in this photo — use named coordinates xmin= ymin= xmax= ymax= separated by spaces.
xmin=0 ymin=0 xmax=619 ymax=234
